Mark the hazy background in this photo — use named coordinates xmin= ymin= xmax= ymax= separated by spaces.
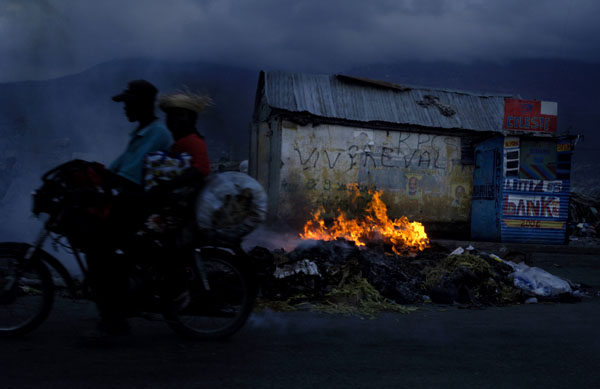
xmin=2 ymin=0 xmax=599 ymax=82
xmin=1 ymin=0 xmax=599 ymax=257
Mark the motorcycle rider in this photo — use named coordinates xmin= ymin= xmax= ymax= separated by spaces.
xmin=110 ymin=79 xmax=173 ymax=186
xmin=86 ymin=80 xmax=172 ymax=338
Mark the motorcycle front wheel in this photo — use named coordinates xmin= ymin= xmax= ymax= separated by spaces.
xmin=165 ymin=252 xmax=255 ymax=340
xmin=0 ymin=243 xmax=54 ymax=337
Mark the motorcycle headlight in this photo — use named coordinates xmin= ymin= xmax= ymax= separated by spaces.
xmin=31 ymin=189 xmax=55 ymax=216
xmin=31 ymin=190 xmax=41 ymax=216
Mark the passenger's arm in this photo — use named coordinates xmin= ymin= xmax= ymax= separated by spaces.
xmin=147 ymin=167 xmax=203 ymax=198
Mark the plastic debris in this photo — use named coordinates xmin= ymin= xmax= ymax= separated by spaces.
xmin=274 ymin=259 xmax=321 ymax=279
xmin=449 ymin=247 xmax=465 ymax=256
xmin=575 ymin=223 xmax=597 ymax=237
xmin=489 ymin=253 xmax=510 ymax=266
xmin=507 ymin=262 xmax=572 ymax=297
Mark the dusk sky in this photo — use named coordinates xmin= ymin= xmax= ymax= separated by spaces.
xmin=1 ymin=0 xmax=599 ymax=83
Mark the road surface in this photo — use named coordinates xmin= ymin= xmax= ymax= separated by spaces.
xmin=1 ymin=251 xmax=599 ymax=388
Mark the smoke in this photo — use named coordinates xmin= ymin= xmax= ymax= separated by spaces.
xmin=246 ymin=309 xmax=297 ymax=333
xmin=1 ymin=0 xmax=600 ymax=82
xmin=242 ymin=225 xmax=305 ymax=252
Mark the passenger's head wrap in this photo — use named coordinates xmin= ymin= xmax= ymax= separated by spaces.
xmin=158 ymin=89 xmax=213 ymax=113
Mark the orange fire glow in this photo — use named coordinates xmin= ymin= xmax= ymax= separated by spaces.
xmin=300 ymin=187 xmax=429 ymax=255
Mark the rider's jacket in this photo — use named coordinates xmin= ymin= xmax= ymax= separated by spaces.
xmin=110 ymin=120 xmax=173 ymax=185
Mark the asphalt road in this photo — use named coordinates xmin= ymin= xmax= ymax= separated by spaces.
xmin=2 ymin=253 xmax=600 ymax=388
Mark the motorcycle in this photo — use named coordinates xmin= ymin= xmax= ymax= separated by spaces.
xmin=0 ymin=160 xmax=257 ymax=339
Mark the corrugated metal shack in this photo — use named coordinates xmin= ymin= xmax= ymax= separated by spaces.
xmin=248 ymin=70 xmax=516 ymax=236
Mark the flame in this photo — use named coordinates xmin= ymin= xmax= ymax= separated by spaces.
xmin=300 ymin=186 xmax=429 ymax=255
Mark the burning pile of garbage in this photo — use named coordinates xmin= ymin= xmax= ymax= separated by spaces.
xmin=248 ymin=188 xmax=583 ymax=316
xmin=300 ymin=186 xmax=429 ymax=255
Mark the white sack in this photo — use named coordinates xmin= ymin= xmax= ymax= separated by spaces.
xmin=196 ymin=172 xmax=267 ymax=243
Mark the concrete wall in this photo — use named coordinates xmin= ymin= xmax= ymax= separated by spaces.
xmin=275 ymin=121 xmax=473 ymax=224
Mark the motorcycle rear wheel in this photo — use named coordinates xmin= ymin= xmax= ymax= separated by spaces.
xmin=0 ymin=244 xmax=54 ymax=337
xmin=165 ymin=254 xmax=254 ymax=340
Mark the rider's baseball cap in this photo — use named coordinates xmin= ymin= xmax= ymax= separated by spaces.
xmin=112 ymin=79 xmax=158 ymax=103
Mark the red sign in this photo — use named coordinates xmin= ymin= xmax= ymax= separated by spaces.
xmin=503 ymin=98 xmax=557 ymax=134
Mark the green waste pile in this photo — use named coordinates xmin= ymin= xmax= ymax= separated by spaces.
xmin=424 ymin=253 xmax=524 ymax=305
xmin=313 ymin=276 xmax=418 ymax=317
xmin=256 ymin=275 xmax=417 ymax=318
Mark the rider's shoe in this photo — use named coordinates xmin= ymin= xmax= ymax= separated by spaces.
xmin=80 ymin=319 xmax=131 ymax=346
xmin=97 ymin=318 xmax=131 ymax=335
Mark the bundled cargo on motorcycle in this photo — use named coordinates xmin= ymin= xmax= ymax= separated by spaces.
xmin=0 ymin=158 xmax=267 ymax=339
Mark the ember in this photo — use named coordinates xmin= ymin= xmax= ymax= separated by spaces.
xmin=300 ymin=186 xmax=429 ymax=255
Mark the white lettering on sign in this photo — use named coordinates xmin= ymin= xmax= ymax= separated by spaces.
xmin=503 ymin=195 xmax=561 ymax=218
xmin=503 ymin=179 xmax=563 ymax=193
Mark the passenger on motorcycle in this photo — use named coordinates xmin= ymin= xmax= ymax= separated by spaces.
xmin=140 ymin=90 xmax=213 ymax=236
xmin=143 ymin=91 xmax=214 ymax=304
xmin=153 ymin=90 xmax=212 ymax=188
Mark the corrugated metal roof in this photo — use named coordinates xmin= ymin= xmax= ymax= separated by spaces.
xmin=262 ymin=70 xmax=513 ymax=132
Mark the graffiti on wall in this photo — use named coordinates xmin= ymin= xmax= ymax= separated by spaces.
xmin=278 ymin=124 xmax=474 ymax=222
xmin=292 ymin=131 xmax=462 ymax=173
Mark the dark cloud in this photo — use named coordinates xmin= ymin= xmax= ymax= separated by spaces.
xmin=0 ymin=0 xmax=599 ymax=82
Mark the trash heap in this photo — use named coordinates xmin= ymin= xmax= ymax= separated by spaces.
xmin=569 ymin=192 xmax=600 ymax=242
xmin=248 ymin=240 xmax=583 ymax=316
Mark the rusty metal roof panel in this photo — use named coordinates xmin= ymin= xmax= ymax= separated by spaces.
xmin=263 ymin=71 xmax=510 ymax=132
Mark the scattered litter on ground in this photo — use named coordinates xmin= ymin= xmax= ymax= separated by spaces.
xmin=273 ymin=259 xmax=321 ymax=279
xmin=569 ymin=192 xmax=600 ymax=227
xmin=449 ymin=247 xmax=465 ymax=256
xmin=568 ymin=192 xmax=600 ymax=246
xmin=575 ymin=223 xmax=597 ymax=237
